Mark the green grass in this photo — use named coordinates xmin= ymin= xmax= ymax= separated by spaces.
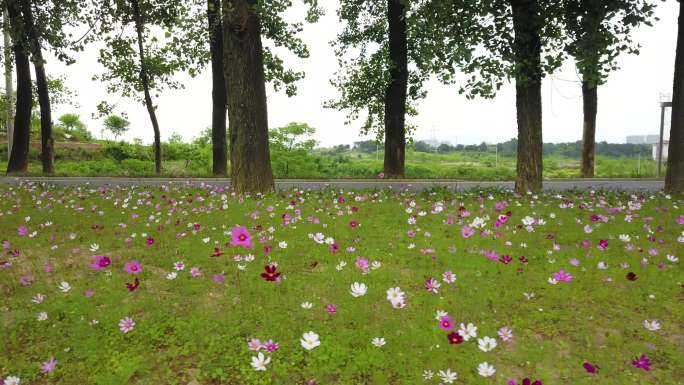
xmin=0 ymin=185 xmax=682 ymax=384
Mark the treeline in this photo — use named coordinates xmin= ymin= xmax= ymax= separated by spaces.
xmin=351 ymin=139 xmax=654 ymax=158
xmin=1 ymin=0 xmax=683 ymax=192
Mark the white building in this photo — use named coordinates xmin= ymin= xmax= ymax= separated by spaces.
xmin=627 ymin=135 xmax=660 ymax=144
xmin=652 ymin=141 xmax=669 ymax=161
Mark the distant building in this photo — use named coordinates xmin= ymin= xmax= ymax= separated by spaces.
xmin=652 ymin=141 xmax=669 ymax=161
xmin=626 ymin=135 xmax=659 ymax=144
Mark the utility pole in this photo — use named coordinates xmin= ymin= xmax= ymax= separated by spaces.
xmin=657 ymin=100 xmax=672 ymax=178
xmin=3 ymin=9 xmax=13 ymax=161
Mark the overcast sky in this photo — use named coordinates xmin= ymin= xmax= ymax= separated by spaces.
xmin=44 ymin=1 xmax=679 ymax=147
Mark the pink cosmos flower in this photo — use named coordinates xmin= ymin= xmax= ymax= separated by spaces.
xmin=123 ymin=260 xmax=142 ymax=275
xmin=248 ymin=338 xmax=262 ymax=351
xmin=583 ymin=362 xmax=598 ymax=374
xmin=17 ymin=225 xmax=28 ymax=236
xmin=597 ymin=239 xmax=608 ymax=250
xmin=213 ymin=273 xmax=226 ymax=284
xmin=325 ymin=304 xmax=337 ymax=315
xmin=553 ymin=269 xmax=573 ymax=282
xmin=442 ymin=271 xmax=457 ymax=284
xmin=461 ymin=226 xmax=475 ymax=238
xmin=498 ymin=326 xmax=513 ymax=341
xmin=425 ymin=277 xmax=441 ymax=293
xmin=439 ymin=316 xmax=454 ymax=331
xmin=146 ymin=236 xmax=154 ymax=246
xmin=632 ymin=354 xmax=651 ymax=371
xmin=569 ymin=258 xmax=580 ymax=266
xmin=355 ymin=257 xmax=369 ymax=271
xmin=43 ymin=263 xmax=53 ymax=273
xmin=378 ymin=172 xmax=385 ymax=179
xmin=263 ymin=339 xmax=279 ymax=352
xmin=676 ymin=215 xmax=684 ymax=225
xmin=230 ymin=226 xmax=253 ymax=248
xmin=119 ymin=316 xmax=135 ymax=333
xmin=41 ymin=357 xmax=57 ymax=374
xmin=90 ymin=255 xmax=111 ymax=271
xmin=190 ymin=267 xmax=201 ymax=277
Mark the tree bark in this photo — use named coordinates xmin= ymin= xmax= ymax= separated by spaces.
xmin=131 ymin=0 xmax=162 ymax=175
xmin=20 ymin=0 xmax=53 ymax=174
xmin=666 ymin=1 xmax=684 ymax=192
xmin=383 ymin=0 xmax=408 ymax=178
xmin=580 ymin=78 xmax=597 ymax=178
xmin=3 ymin=9 xmax=13 ymax=161
xmin=510 ymin=0 xmax=543 ymax=193
xmin=223 ymin=0 xmax=274 ymax=193
xmin=5 ymin=0 xmax=31 ymax=174
xmin=208 ymin=0 xmax=228 ymax=176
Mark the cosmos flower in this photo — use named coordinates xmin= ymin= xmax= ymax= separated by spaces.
xmin=438 ymin=368 xmax=458 ymax=383
xmin=458 ymin=323 xmax=477 ymax=341
xmin=553 ymin=269 xmax=573 ymax=282
xmin=325 ymin=304 xmax=337 ymax=315
xmin=642 ymin=319 xmax=661 ymax=331
xmin=349 ymin=282 xmax=368 ymax=297
xmin=261 ymin=264 xmax=281 ymax=282
xmin=123 ymin=260 xmax=142 ymax=275
xmin=119 ymin=317 xmax=135 ymax=333
xmin=58 ymin=281 xmax=71 ymax=293
xmin=300 ymin=331 xmax=320 ymax=350
xmin=386 ymin=287 xmax=406 ymax=308
xmin=3 ymin=376 xmax=20 ymax=385
xmin=40 ymin=357 xmax=57 ymax=374
xmin=442 ymin=271 xmax=457 ymax=283
xmin=425 ymin=277 xmax=441 ymax=293
xmin=301 ymin=302 xmax=313 ymax=309
xmin=632 ymin=354 xmax=651 ymax=371
xmin=439 ymin=316 xmax=455 ymax=331
xmin=477 ymin=362 xmax=495 ymax=377
xmin=583 ymin=362 xmax=599 ymax=374
xmin=90 ymin=255 xmax=111 ymax=271
xmin=447 ymin=332 xmax=464 ymax=344
xmin=126 ymin=278 xmax=140 ymax=292
xmin=37 ymin=312 xmax=48 ymax=321
xmin=250 ymin=352 xmax=270 ymax=371
xmin=231 ymin=226 xmax=253 ymax=248
xmin=477 ymin=336 xmax=497 ymax=352
xmin=498 ymin=326 xmax=513 ymax=341
xmin=248 ymin=338 xmax=262 ymax=351
xmin=263 ymin=339 xmax=279 ymax=352
xmin=371 ymin=337 xmax=386 ymax=347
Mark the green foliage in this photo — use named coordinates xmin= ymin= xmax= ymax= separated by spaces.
xmin=103 ymin=115 xmax=131 ymax=139
xmin=563 ymin=0 xmax=658 ymax=86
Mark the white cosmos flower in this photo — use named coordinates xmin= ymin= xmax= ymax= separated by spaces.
xmin=458 ymin=323 xmax=477 ymax=341
xmin=31 ymin=293 xmax=45 ymax=304
xmin=278 ymin=241 xmax=288 ymax=249
xmin=250 ymin=352 xmax=271 ymax=371
xmin=301 ymin=301 xmax=313 ymax=309
xmin=597 ymin=261 xmax=608 ymax=269
xmin=371 ymin=261 xmax=381 ymax=270
xmin=619 ymin=234 xmax=631 ymax=242
xmin=166 ymin=272 xmax=177 ymax=280
xmin=371 ymin=337 xmax=385 ymax=347
xmin=643 ymin=319 xmax=661 ymax=331
xmin=667 ymin=254 xmax=679 ymax=263
xmin=477 ymin=336 xmax=497 ymax=352
xmin=386 ymin=287 xmax=406 ymax=308
xmin=350 ymin=282 xmax=368 ymax=297
xmin=3 ymin=376 xmax=21 ymax=385
xmin=37 ymin=312 xmax=48 ymax=321
xmin=477 ymin=362 xmax=496 ymax=377
xmin=336 ymin=261 xmax=347 ymax=271
xmin=438 ymin=368 xmax=458 ymax=384
xmin=89 ymin=243 xmax=99 ymax=252
xmin=58 ymin=281 xmax=71 ymax=292
xmin=300 ymin=331 xmax=320 ymax=350
xmin=422 ymin=370 xmax=434 ymax=380
xmin=435 ymin=310 xmax=448 ymax=321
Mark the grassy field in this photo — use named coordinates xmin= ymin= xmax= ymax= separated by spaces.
xmin=0 ymin=184 xmax=682 ymax=384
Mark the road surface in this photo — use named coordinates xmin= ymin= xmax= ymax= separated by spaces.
xmin=0 ymin=177 xmax=665 ymax=192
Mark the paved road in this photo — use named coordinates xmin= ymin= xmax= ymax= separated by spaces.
xmin=0 ymin=177 xmax=665 ymax=192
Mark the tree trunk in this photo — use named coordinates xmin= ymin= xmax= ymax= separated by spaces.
xmin=131 ymin=0 xmax=161 ymax=175
xmin=208 ymin=0 xmax=227 ymax=176
xmin=3 ymin=8 xmax=13 ymax=161
xmin=223 ymin=0 xmax=274 ymax=193
xmin=383 ymin=0 xmax=408 ymax=178
xmin=510 ymin=0 xmax=543 ymax=193
xmin=5 ymin=0 xmax=31 ymax=174
xmin=665 ymin=1 xmax=684 ymax=192
xmin=20 ymin=0 xmax=53 ymax=174
xmin=580 ymin=78 xmax=597 ymax=178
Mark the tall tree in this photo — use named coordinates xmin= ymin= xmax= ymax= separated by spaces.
xmin=383 ymin=0 xmax=408 ymax=177
xmin=563 ymin=0 xmax=656 ymax=178
xmin=223 ymin=0 xmax=273 ymax=192
xmin=329 ymin=0 xmax=430 ymax=178
xmin=20 ymin=0 xmax=54 ymax=173
xmin=3 ymin=9 xmax=13 ymax=161
xmin=221 ymin=0 xmax=321 ymax=193
xmin=5 ymin=0 xmax=31 ymax=174
xmin=666 ymin=1 xmax=684 ymax=192
xmin=90 ymin=0 xmax=205 ymax=175
xmin=208 ymin=0 xmax=227 ymax=176
xmin=417 ymin=0 xmax=564 ymax=193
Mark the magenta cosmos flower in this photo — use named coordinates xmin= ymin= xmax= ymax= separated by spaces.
xmin=439 ymin=316 xmax=454 ymax=331
xmin=583 ymin=362 xmax=598 ymax=374
xmin=461 ymin=226 xmax=475 ymax=238
xmin=90 ymin=255 xmax=111 ymax=271
xmin=230 ymin=226 xmax=253 ymax=248
xmin=632 ymin=354 xmax=651 ymax=371
xmin=553 ymin=269 xmax=573 ymax=282
xmin=123 ymin=260 xmax=142 ymax=275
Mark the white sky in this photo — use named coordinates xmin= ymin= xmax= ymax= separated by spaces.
xmin=42 ymin=1 xmax=679 ymax=146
